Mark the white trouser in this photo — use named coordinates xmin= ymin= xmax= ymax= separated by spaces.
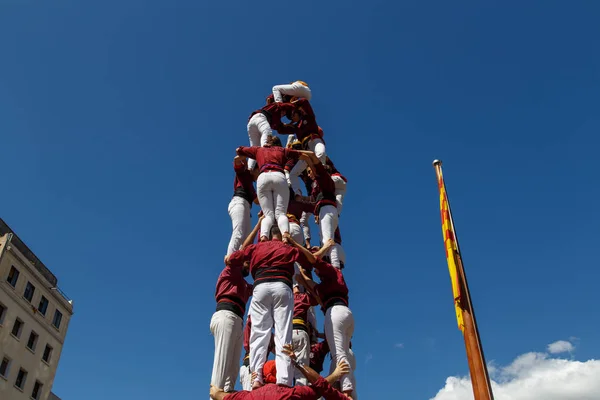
xmin=289 ymin=139 xmax=326 ymax=195
xmin=348 ymin=348 xmax=358 ymax=399
xmin=300 ymin=212 xmax=312 ymax=245
xmin=292 ymin=329 xmax=310 ymax=386
xmin=247 ymin=113 xmax=273 ymax=170
xmin=319 ymin=205 xmax=339 ymax=267
xmin=330 ymin=243 xmax=345 ymax=269
xmin=272 ymin=82 xmax=312 ymax=102
xmin=289 ymin=221 xmax=304 ymax=245
xmin=286 ymin=134 xmax=296 ymax=147
xmin=290 ymin=221 xmax=305 ymax=275
xmin=325 ymin=305 xmax=355 ymax=393
xmin=239 ymin=365 xmax=251 ymax=391
xmin=249 ymin=282 xmax=293 ymax=386
xmin=331 ymin=176 xmax=347 ymax=216
xmin=210 ymin=310 xmax=243 ymax=396
xmin=227 ymin=196 xmax=251 ymax=256
xmin=257 ymin=171 xmax=290 ymax=238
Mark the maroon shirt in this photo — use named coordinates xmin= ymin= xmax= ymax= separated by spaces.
xmin=237 ymin=146 xmax=301 ymax=174
xmin=234 ymin=162 xmax=257 ymax=204
xmin=309 ymin=341 xmax=330 ymax=374
xmin=326 ymin=158 xmax=347 ymax=183
xmin=276 ymin=99 xmax=322 ymax=143
xmin=228 ymin=241 xmax=310 ymax=288
xmin=215 ymin=265 xmax=253 ymax=318
xmin=313 ymin=259 xmax=349 ymax=312
xmin=223 ymin=376 xmax=345 ymax=400
xmin=311 ymin=162 xmax=337 ymax=214
xmin=249 ymin=102 xmax=296 ymax=130
xmin=293 ymin=292 xmax=317 ymax=322
xmin=288 ymin=194 xmax=316 ymax=223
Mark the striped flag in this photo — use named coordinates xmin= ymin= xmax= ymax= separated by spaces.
xmin=436 ymin=165 xmax=465 ymax=332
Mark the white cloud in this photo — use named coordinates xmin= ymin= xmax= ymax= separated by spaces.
xmin=431 ymin=342 xmax=600 ymax=400
xmin=365 ymin=353 xmax=373 ymax=365
xmin=394 ymin=343 xmax=404 ymax=349
xmin=547 ymin=340 xmax=575 ymax=354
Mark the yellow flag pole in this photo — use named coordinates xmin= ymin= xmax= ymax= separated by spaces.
xmin=433 ymin=160 xmax=495 ymax=400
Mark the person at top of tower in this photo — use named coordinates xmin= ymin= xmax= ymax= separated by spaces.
xmin=290 ymin=239 xmax=355 ymax=398
xmin=209 ymin=257 xmax=253 ymax=398
xmin=272 ymin=80 xmax=312 ymax=103
xmin=210 ymin=344 xmax=350 ymax=400
xmin=227 ymin=155 xmax=259 ymax=256
xmin=246 ymin=96 xmax=296 ymax=170
xmin=277 ymin=101 xmax=326 ymax=196
xmin=236 ymin=136 xmax=303 ymax=243
xmin=225 ymin=226 xmax=312 ymax=390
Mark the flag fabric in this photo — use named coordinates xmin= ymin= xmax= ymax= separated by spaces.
xmin=436 ymin=168 xmax=465 ymax=332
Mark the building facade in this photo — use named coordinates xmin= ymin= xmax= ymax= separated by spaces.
xmin=0 ymin=219 xmax=74 ymax=400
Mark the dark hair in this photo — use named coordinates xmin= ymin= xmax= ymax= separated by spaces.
xmin=267 ymin=136 xmax=282 ymax=147
xmin=270 ymin=226 xmax=281 ymax=238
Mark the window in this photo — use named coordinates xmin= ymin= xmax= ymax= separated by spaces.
xmin=15 ymin=368 xmax=27 ymax=390
xmin=26 ymin=331 xmax=39 ymax=352
xmin=0 ymin=357 xmax=10 ymax=378
xmin=6 ymin=266 xmax=19 ymax=287
xmin=24 ymin=282 xmax=36 ymax=302
xmin=31 ymin=380 xmax=43 ymax=400
xmin=52 ymin=310 xmax=62 ymax=329
xmin=42 ymin=345 xmax=53 ymax=363
xmin=0 ymin=303 xmax=6 ymax=325
xmin=11 ymin=318 xmax=23 ymax=338
xmin=38 ymin=296 xmax=49 ymax=316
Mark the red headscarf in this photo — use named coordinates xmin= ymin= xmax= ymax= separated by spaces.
xmin=263 ymin=360 xmax=277 ymax=384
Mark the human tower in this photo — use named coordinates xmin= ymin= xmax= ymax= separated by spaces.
xmin=209 ymin=81 xmax=356 ymax=400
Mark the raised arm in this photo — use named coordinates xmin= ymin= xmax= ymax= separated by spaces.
xmin=282 ymin=345 xmax=350 ymax=399
xmin=242 ymin=215 xmax=264 ymax=249
xmin=236 ymin=146 xmax=259 ymax=160
xmin=313 ymin=239 xmax=335 ymax=259
xmin=288 ymin=236 xmax=317 ymax=264
xmin=233 ymin=155 xmax=246 ymax=167
xmin=295 ymin=272 xmax=322 ymax=307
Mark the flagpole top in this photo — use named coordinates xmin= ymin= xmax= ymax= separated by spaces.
xmin=432 ymin=159 xmax=442 ymax=167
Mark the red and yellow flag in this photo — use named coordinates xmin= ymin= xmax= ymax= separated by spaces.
xmin=436 ymin=164 xmax=465 ymax=332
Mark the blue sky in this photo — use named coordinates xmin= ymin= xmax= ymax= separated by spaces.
xmin=1 ymin=1 xmax=599 ymax=399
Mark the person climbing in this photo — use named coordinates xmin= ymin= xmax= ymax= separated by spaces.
xmin=236 ymin=137 xmax=302 ymax=243
xmin=277 ymin=100 xmax=326 ymax=196
xmin=272 ymin=80 xmax=312 ymax=103
xmin=291 ymin=239 xmax=356 ymax=398
xmin=292 ymin=283 xmax=320 ymax=386
xmin=299 ymin=151 xmax=341 ymax=268
xmin=225 ymin=227 xmax=312 ymax=389
xmin=210 ymin=344 xmax=350 ymax=399
xmin=209 ymin=259 xmax=253 ymax=398
xmin=246 ymin=97 xmax=296 ymax=170
xmin=227 ymin=155 xmax=258 ymax=256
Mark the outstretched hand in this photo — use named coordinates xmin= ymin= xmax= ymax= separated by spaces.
xmin=210 ymin=384 xmax=224 ymax=399
xmin=282 ymin=343 xmax=297 ymax=361
xmin=323 ymin=239 xmax=335 ymax=250
xmin=334 ymin=361 xmax=350 ymax=377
